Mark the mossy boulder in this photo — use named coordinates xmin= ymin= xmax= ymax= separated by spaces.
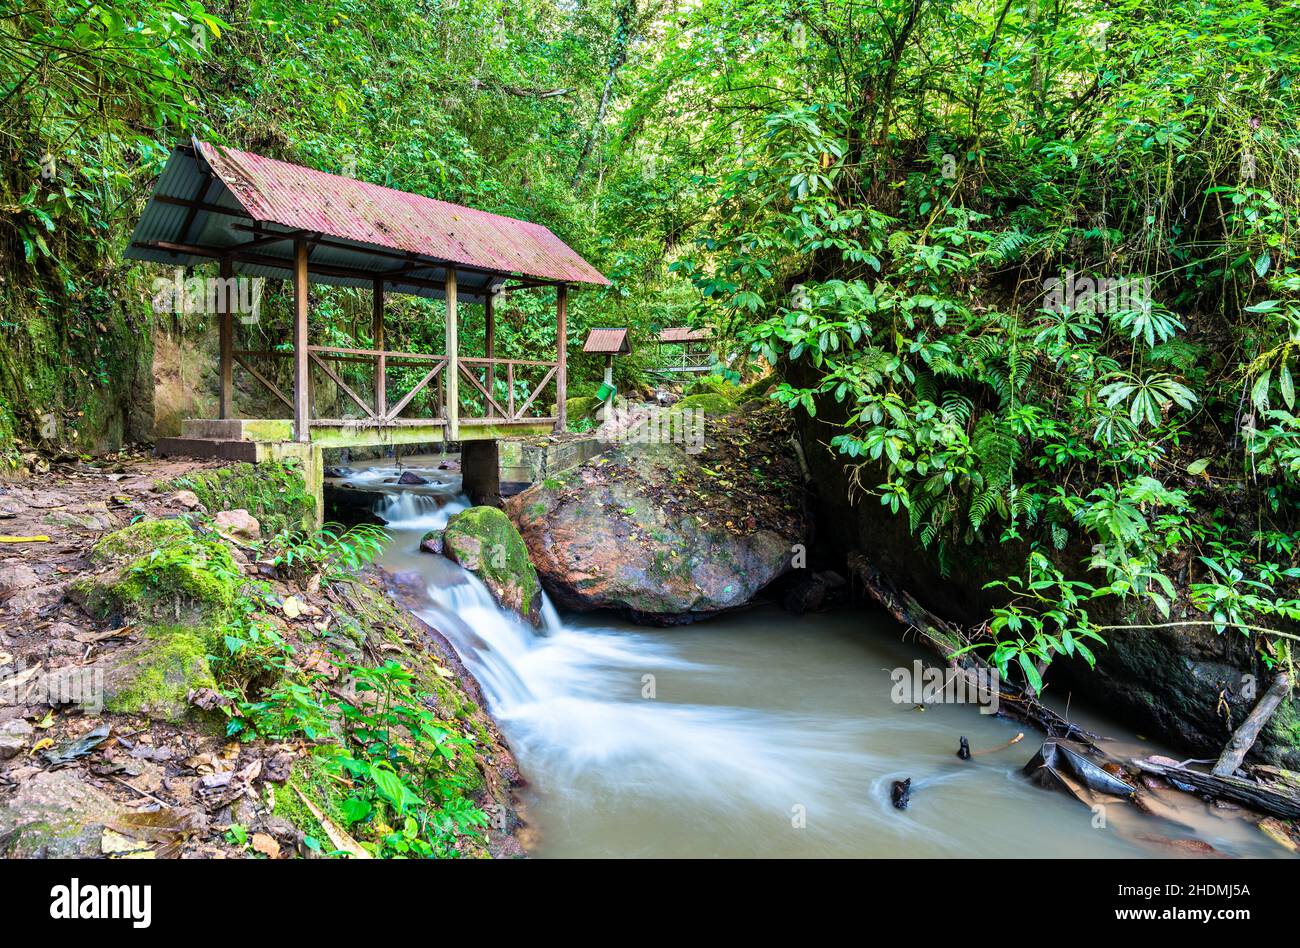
xmin=67 ymin=518 xmax=234 ymax=722
xmin=568 ymin=396 xmax=602 ymax=418
xmin=670 ymin=393 xmax=735 ymax=414
xmin=550 ymin=396 xmax=603 ymax=420
xmin=97 ymin=626 xmax=219 ymax=722
xmin=441 ymin=506 xmax=542 ymax=626
xmin=686 ymin=376 xmax=741 ymax=400
xmin=73 ymin=518 xmax=239 ymax=626
xmin=736 ymin=372 xmax=777 ymax=402
xmin=90 ymin=517 xmax=193 ymax=563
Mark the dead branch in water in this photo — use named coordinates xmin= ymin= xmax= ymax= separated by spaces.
xmin=846 ymin=552 xmax=1098 ymax=748
xmin=1213 ymin=672 xmax=1293 ymax=776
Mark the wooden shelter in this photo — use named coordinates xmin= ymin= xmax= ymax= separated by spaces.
xmin=655 ymin=327 xmax=713 ymax=373
xmin=127 ymin=137 xmax=608 ymax=449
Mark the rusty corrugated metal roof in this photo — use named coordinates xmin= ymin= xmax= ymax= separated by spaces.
xmin=658 ymin=327 xmax=711 ymax=343
xmin=196 ymin=141 xmax=608 ymax=286
xmin=583 ymin=327 xmax=630 ymax=354
xmin=125 ymin=139 xmax=608 ymax=298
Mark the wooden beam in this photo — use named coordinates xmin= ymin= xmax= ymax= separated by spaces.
xmin=445 ymin=269 xmax=459 ymax=440
xmin=178 ymin=175 xmax=216 ymax=245
xmin=310 ymin=351 xmax=373 ymax=419
xmin=233 ymin=353 xmax=293 ymax=411
xmin=373 ymin=279 xmax=386 ymax=422
xmin=386 ymin=361 xmax=446 ymax=420
xmin=293 ymin=240 xmax=310 ymax=442
xmin=555 ymin=284 xmax=568 ymax=432
xmin=484 ymin=289 xmax=495 ymax=397
xmin=218 ymin=256 xmax=234 ymax=418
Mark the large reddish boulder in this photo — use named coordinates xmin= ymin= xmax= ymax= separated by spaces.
xmin=505 ymin=407 xmax=808 ymax=624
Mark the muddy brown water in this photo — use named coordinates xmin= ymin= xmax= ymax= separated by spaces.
xmin=334 ymin=458 xmax=1287 ymax=858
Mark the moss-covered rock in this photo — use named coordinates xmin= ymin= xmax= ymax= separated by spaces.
xmin=568 ymin=395 xmax=602 ymax=418
xmin=159 ymin=460 xmax=314 ymax=535
xmin=550 ymin=396 xmax=603 ymax=420
xmin=736 ymin=372 xmax=777 ymax=402
xmin=0 ymin=770 xmax=120 ymax=858
xmin=73 ymin=518 xmax=239 ymax=626
xmin=442 ymin=506 xmax=542 ymax=626
xmin=99 ymin=626 xmax=218 ymax=721
xmin=90 ymin=517 xmax=193 ymax=563
xmin=670 ymin=393 xmax=735 ymax=414
xmin=686 ymin=375 xmax=741 ymax=400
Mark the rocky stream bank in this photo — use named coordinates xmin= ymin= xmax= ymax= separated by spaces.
xmin=0 ymin=455 xmax=522 ymax=859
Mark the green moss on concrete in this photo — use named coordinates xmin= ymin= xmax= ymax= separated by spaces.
xmin=239 ymin=419 xmax=294 ymax=442
xmin=161 ymin=460 xmax=315 ymax=534
xmin=442 ymin=506 xmax=541 ymax=625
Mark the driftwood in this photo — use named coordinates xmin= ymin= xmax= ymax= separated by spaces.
xmin=847 ymin=552 xmax=1099 ymax=747
xmin=1213 ymin=672 xmax=1292 ymax=776
xmin=1131 ymin=757 xmax=1300 ymax=820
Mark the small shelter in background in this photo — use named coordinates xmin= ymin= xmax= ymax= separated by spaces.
xmin=655 ymin=327 xmax=713 ymax=374
xmin=582 ymin=327 xmax=631 ymax=401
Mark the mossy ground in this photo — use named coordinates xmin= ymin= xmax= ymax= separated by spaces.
xmin=159 ymin=460 xmax=315 ymax=534
xmin=671 ymin=393 xmax=736 ymax=414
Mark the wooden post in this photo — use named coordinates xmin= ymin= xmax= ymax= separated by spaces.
xmin=218 ymin=256 xmax=234 ymax=419
xmin=373 ymin=278 xmax=386 ymax=421
xmin=602 ymin=353 xmax=614 ymax=421
xmin=484 ymin=287 xmax=496 ymax=409
xmin=293 ymin=240 xmax=310 ymax=442
xmin=445 ymin=268 xmax=459 ymax=440
xmin=555 ymin=283 xmax=567 ymax=432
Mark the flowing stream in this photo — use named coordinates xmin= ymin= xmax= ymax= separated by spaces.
xmin=336 ymin=459 xmax=1285 ymax=859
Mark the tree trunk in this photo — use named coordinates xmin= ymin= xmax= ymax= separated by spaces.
xmin=571 ymin=0 xmax=638 ymax=187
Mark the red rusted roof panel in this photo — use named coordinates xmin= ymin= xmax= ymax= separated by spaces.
xmin=658 ymin=327 xmax=711 ymax=343
xmin=195 ymin=140 xmax=609 ymax=286
xmin=583 ymin=327 xmax=630 ymax=353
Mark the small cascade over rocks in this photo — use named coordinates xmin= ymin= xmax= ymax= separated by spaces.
xmin=373 ymin=491 xmax=467 ymax=531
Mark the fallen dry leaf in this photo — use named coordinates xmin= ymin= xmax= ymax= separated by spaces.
xmin=251 ymin=832 xmax=281 ymax=859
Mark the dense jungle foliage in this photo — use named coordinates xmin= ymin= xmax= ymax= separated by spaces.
xmin=4 ymin=0 xmax=1300 ymax=688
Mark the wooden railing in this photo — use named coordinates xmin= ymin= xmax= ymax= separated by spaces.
xmin=458 ymin=357 xmax=558 ymax=422
xmin=654 ymin=346 xmax=715 ymax=372
xmin=232 ymin=347 xmax=557 ymax=428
